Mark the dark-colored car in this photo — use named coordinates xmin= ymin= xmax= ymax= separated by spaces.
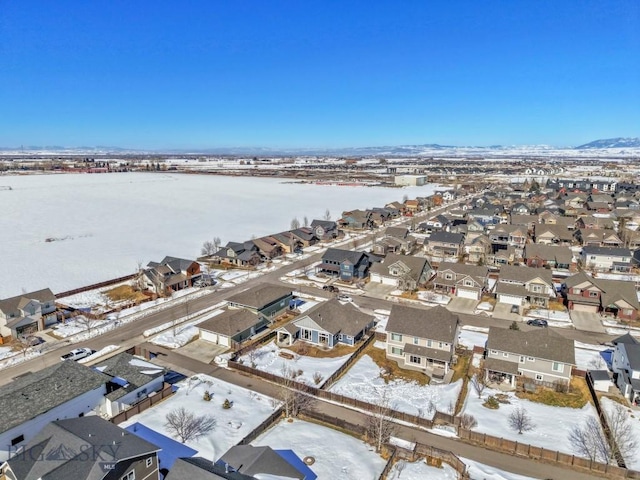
xmin=526 ymin=319 xmax=548 ymax=327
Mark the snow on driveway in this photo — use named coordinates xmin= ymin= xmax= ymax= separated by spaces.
xmin=329 ymin=354 xmax=462 ymax=419
xmin=252 ymin=419 xmax=386 ymax=480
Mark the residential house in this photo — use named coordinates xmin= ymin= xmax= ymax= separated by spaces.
xmin=94 ymin=352 xmax=166 ymax=418
xmin=576 ymin=215 xmax=615 ymax=230
xmin=574 ymin=228 xmax=623 ymax=248
xmin=386 ymin=305 xmax=459 ymax=380
xmin=423 ymin=232 xmax=465 ymax=264
xmin=580 ymin=246 xmax=632 ymax=273
xmin=465 ymin=234 xmax=492 ymax=265
xmin=466 ymin=208 xmax=500 ymax=226
xmin=369 ymin=207 xmax=396 ymax=225
xmin=251 ymin=236 xmax=284 ymax=260
xmin=4 ymin=416 xmax=160 ymax=480
xmin=289 ymin=227 xmax=319 ymax=248
xmin=216 ymin=445 xmax=316 ymax=480
xmin=484 ymin=326 xmax=575 ymax=389
xmin=611 ymin=333 xmax=640 ymax=405
xmin=495 ymin=265 xmax=555 ymax=309
xmin=404 ymin=199 xmax=421 ymax=214
xmin=522 ymin=244 xmax=576 ymax=271
xmin=269 ymin=232 xmax=302 ymax=254
xmin=340 ymin=209 xmax=374 ymax=230
xmin=0 ymin=360 xmax=110 ymax=461
xmin=511 ymin=203 xmax=531 ymax=215
xmin=533 ymin=224 xmax=575 ymax=245
xmin=509 ymin=214 xmax=538 ymax=234
xmin=372 ymin=226 xmax=416 ymax=255
xmin=317 ymin=248 xmax=371 ymax=282
xmin=563 ymin=272 xmax=639 ymax=321
xmin=213 ymin=241 xmax=261 ymax=268
xmin=424 ymin=214 xmax=452 ymax=232
xmin=438 ymin=190 xmax=457 ymax=202
xmin=0 ymin=288 xmax=57 ymax=340
xmin=276 ymin=299 xmax=374 ymax=348
xmin=432 ymin=263 xmax=489 ymax=301
xmin=199 ymin=308 xmax=268 ymax=347
xmin=488 ymin=224 xmax=528 ymax=251
xmin=486 ymin=245 xmax=517 ymax=268
xmin=143 ymin=256 xmax=202 ymax=295
xmin=369 ymin=254 xmax=432 ymax=290
xmin=226 ymin=283 xmax=293 ymax=323
xmin=310 ymin=219 xmax=340 ymax=241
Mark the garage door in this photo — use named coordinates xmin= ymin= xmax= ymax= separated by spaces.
xmin=370 ymin=273 xmax=383 ymax=283
xmin=457 ymin=288 xmax=478 ymax=300
xmin=218 ymin=335 xmax=230 ymax=347
xmin=200 ymin=330 xmax=218 ymax=344
xmin=382 ymin=276 xmax=398 ymax=286
xmin=498 ymin=294 xmax=523 ymax=306
xmin=572 ymin=303 xmax=599 ymax=313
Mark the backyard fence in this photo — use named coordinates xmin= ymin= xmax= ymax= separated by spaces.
xmin=110 ymin=383 xmax=175 ymax=425
xmin=236 ymin=406 xmax=284 ymax=446
xmin=319 ymin=333 xmax=376 ymax=389
xmin=55 ymin=273 xmax=136 ymax=298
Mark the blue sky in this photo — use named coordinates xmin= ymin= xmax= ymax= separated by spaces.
xmin=1 ymin=1 xmax=638 ymax=149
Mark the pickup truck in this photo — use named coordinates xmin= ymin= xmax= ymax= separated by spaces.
xmin=60 ymin=347 xmax=94 ymax=361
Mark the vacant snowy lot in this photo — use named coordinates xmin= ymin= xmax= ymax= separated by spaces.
xmin=119 ymin=374 xmax=277 ymax=461
xmin=0 ymin=173 xmax=436 ymax=297
xmin=237 ymin=340 xmax=352 ymax=386
xmin=329 ymin=354 xmax=462 ymax=419
xmin=253 ymin=419 xmax=386 ymax=479
xmin=460 ymin=387 xmax=600 ymax=457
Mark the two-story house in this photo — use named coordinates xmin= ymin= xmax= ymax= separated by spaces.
xmin=340 ymin=209 xmax=374 ymax=230
xmin=386 ymin=305 xmax=459 ymax=381
xmin=611 ymin=333 xmax=640 ymax=405
xmin=533 ymin=224 xmax=575 ymax=245
xmin=310 ymin=219 xmax=340 ymax=241
xmin=522 ymin=244 xmax=576 ymax=271
xmin=465 ymin=234 xmax=492 ymax=265
xmin=372 ymin=227 xmax=416 ymax=255
xmin=252 ymin=236 xmax=284 ymax=260
xmin=143 ymin=256 xmax=202 ymax=295
xmin=213 ymin=241 xmax=261 ymax=268
xmin=0 ymin=288 xmax=57 ymax=340
xmin=485 ymin=326 xmax=575 ymax=390
xmin=432 ymin=263 xmax=489 ymax=301
xmin=563 ymin=272 xmax=639 ymax=321
xmin=574 ymin=228 xmax=623 ymax=248
xmin=580 ymin=246 xmax=632 ymax=273
xmin=488 ymin=224 xmax=528 ymax=251
xmin=317 ymin=248 xmax=372 ymax=282
xmin=4 ymin=416 xmax=160 ymax=480
xmin=495 ymin=265 xmax=555 ymax=310
xmin=423 ymin=232 xmax=465 ymax=264
xmin=369 ymin=254 xmax=432 ymax=291
xmin=226 ymin=283 xmax=293 ymax=323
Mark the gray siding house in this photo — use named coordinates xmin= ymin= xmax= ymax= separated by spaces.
xmin=226 ymin=284 xmax=293 ymax=322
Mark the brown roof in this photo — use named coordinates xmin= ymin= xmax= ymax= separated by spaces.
xmin=486 ymin=326 xmax=575 ymax=365
xmin=298 ymin=299 xmax=374 ymax=337
xmin=0 ymin=288 xmax=56 ymax=315
xmin=386 ymin=304 xmax=458 ymax=343
xmin=226 ymin=283 xmax=292 ymax=310
xmin=498 ymin=265 xmax=553 ymax=285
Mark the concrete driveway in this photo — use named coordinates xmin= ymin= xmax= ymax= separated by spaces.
xmin=492 ymin=303 xmax=521 ymax=322
xmin=446 ymin=297 xmax=479 ymax=314
xmin=570 ymin=311 xmax=606 ymax=333
xmin=363 ymin=282 xmax=397 ymax=299
xmin=177 ymin=338 xmax=229 ymax=364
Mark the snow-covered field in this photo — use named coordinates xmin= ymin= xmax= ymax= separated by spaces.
xmin=600 ymin=397 xmax=640 ymax=470
xmin=329 ymin=354 xmax=462 ymax=419
xmin=460 ymin=387 xmax=601 ymax=458
xmin=0 ymin=173 xmax=437 ymax=297
xmin=119 ymin=374 xmax=277 ymax=462
xmin=253 ymin=419 xmax=386 ymax=479
xmin=237 ymin=340 xmax=352 ymax=386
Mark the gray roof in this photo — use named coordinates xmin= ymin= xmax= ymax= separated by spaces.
xmin=369 ymin=254 xmax=431 ymax=282
xmin=437 ymin=263 xmax=488 ymax=280
xmin=565 ymin=272 xmax=640 ymax=310
xmin=495 ymin=282 xmax=528 ymax=297
xmin=6 ymin=416 xmax=160 ymax=480
xmin=226 ymin=283 xmax=292 ymax=310
xmin=404 ymin=343 xmax=453 ymax=363
xmin=296 ymin=299 xmax=374 ymax=337
xmin=384 ymin=227 xmax=410 ymax=239
xmin=386 ymin=305 xmax=458 ymax=343
xmin=321 ymin=247 xmax=369 ymax=266
xmin=0 ymin=360 xmax=110 ymax=434
xmin=589 ymin=370 xmax=611 ymax=382
xmin=426 ymin=232 xmax=465 ymax=244
xmin=613 ymin=333 xmax=639 ymax=346
xmin=498 ymin=265 xmax=553 ymax=285
xmin=219 ymin=445 xmax=304 ymax=479
xmin=486 ymin=326 xmax=575 ymax=365
xmin=167 ymin=457 xmax=253 ymax=480
xmin=199 ymin=308 xmax=262 ymax=337
xmin=148 ymin=255 xmax=197 ymax=273
xmin=485 ymin=357 xmax=520 ymax=375
xmin=93 ymin=352 xmax=165 ymax=401
xmin=0 ymin=288 xmax=56 ymax=315
xmin=582 ymin=246 xmax=631 ymax=257
xmin=523 ymin=244 xmax=574 ymax=264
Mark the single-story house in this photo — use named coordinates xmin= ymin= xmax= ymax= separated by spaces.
xmin=199 ymin=308 xmax=268 ymax=347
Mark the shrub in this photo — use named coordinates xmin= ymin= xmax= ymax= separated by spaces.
xmin=312 ymin=372 xmax=323 ymax=385
xmin=203 ymin=391 xmax=211 ymax=402
xmin=483 ymin=395 xmax=500 ymax=409
xmin=222 ymin=398 xmax=233 ymax=409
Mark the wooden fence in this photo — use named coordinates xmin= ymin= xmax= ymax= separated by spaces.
xmin=56 ymin=273 xmax=136 ymax=298
xmin=320 ymin=333 xmax=376 ymax=389
xmin=236 ymin=407 xmax=284 ymax=445
xmin=110 ymin=383 xmax=175 ymax=425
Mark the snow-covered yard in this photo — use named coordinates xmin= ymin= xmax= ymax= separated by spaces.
xmin=457 ymin=326 xmax=488 ymax=350
xmin=600 ymin=397 xmax=640 ymax=470
xmin=237 ymin=340 xmax=352 ymax=386
xmin=574 ymin=342 xmax=610 ymax=370
xmin=388 ymin=458 xmax=457 ymax=480
xmin=119 ymin=374 xmax=277 ymax=462
xmin=460 ymin=387 xmax=601 ymax=458
xmin=252 ymin=419 xmax=386 ymax=480
xmin=460 ymin=457 xmax=538 ymax=480
xmin=151 ymin=325 xmax=199 ymax=349
xmin=51 ymin=317 xmax=109 ymax=338
xmin=329 ymin=354 xmax=462 ymax=419
xmin=0 ymin=346 xmax=15 ymax=361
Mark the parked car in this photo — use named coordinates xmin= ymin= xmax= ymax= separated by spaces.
xmin=25 ymin=335 xmax=45 ymax=346
xmin=322 ymin=285 xmax=339 ymax=293
xmin=337 ymin=294 xmax=352 ymax=303
xmin=60 ymin=347 xmax=94 ymax=361
xmin=526 ymin=319 xmax=548 ymax=327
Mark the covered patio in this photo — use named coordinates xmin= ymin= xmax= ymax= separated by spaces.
xmin=485 ymin=357 xmax=519 ymax=390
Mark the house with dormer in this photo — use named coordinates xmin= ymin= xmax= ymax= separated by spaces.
xmin=563 ymin=272 xmax=639 ymax=321
xmin=580 ymin=246 xmax=632 ymax=273
xmin=386 ymin=305 xmax=459 ymax=381
xmin=369 ymin=254 xmax=432 ymax=290
xmin=310 ymin=219 xmax=340 ymax=240
xmin=533 ymin=224 xmax=575 ymax=246
xmin=143 ymin=256 xmax=202 ymax=296
xmin=213 ymin=241 xmax=261 ymax=268
xmin=423 ymin=232 xmax=465 ymax=264
xmin=495 ymin=265 xmax=555 ymax=309
xmin=0 ymin=288 xmax=57 ymax=340
xmin=432 ymin=263 xmax=489 ymax=301
xmin=317 ymin=248 xmax=372 ymax=282
xmin=522 ymin=244 xmax=576 ymax=271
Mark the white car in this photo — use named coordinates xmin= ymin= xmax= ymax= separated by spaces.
xmin=60 ymin=347 xmax=94 ymax=362
xmin=337 ymin=294 xmax=352 ymax=303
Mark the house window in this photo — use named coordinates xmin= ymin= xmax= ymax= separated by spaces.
xmin=438 ymin=342 xmax=443 ymax=348
xmin=301 ymin=329 xmax=312 ymax=341
xmin=146 ymin=457 xmax=153 ymax=468
xmin=391 ymin=333 xmax=403 ymax=342
xmin=391 ymin=347 xmax=404 ymax=356
xmin=413 ymin=337 xmax=419 ymax=345
xmin=552 ymin=362 xmax=564 ymax=373
xmin=490 ymin=350 xmax=498 ymax=355
xmin=409 ymin=355 xmax=421 ymax=364
xmin=427 ymin=339 xmax=432 ymax=347
xmin=502 ymin=352 xmax=509 ymax=358
xmin=519 ymin=356 xmax=525 ymax=364
xmin=121 ymin=472 xmax=135 ymax=480
xmin=11 ymin=434 xmax=24 ymax=446
xmin=463 ymin=280 xmax=473 ymax=287
xmin=527 ymin=356 xmax=535 ymax=362
xmin=530 ymin=284 xmax=543 ymax=293
xmin=535 ymin=374 xmax=544 ymax=381
xmin=589 ymin=291 xmax=598 ymax=298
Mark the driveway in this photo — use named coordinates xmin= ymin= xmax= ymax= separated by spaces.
xmin=570 ymin=311 xmax=606 ymax=333
xmin=363 ymin=282 xmax=397 ymax=299
xmin=446 ymin=297 xmax=479 ymax=314
xmin=492 ymin=303 xmax=521 ymax=322
xmin=177 ymin=338 xmax=229 ymax=364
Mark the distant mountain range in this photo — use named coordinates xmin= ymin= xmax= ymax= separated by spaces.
xmin=1 ymin=137 xmax=638 ymax=157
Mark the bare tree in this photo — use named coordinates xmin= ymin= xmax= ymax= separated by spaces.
xmin=303 ymin=216 xmax=309 ymax=227
xmin=290 ymin=217 xmax=301 ymax=230
xmin=569 ymin=416 xmax=609 ymax=463
xmin=608 ymin=403 xmax=638 ymax=463
xmin=134 ymin=261 xmax=147 ymax=291
xmin=165 ymin=407 xmax=216 ymax=443
xmin=323 ymin=209 xmax=331 ymax=221
xmin=76 ymin=315 xmax=101 ymax=335
xmin=509 ymin=406 xmax=535 ymax=434
xmin=469 ymin=370 xmax=488 ymax=399
xmin=367 ymin=387 xmax=396 ymax=452
xmin=213 ymin=236 xmax=222 ymax=251
xmin=13 ymin=335 xmax=32 ymax=358
xmin=277 ymin=365 xmax=315 ymax=418
xmin=459 ymin=413 xmax=478 ymax=430
xmin=201 ymin=240 xmax=216 ymax=256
